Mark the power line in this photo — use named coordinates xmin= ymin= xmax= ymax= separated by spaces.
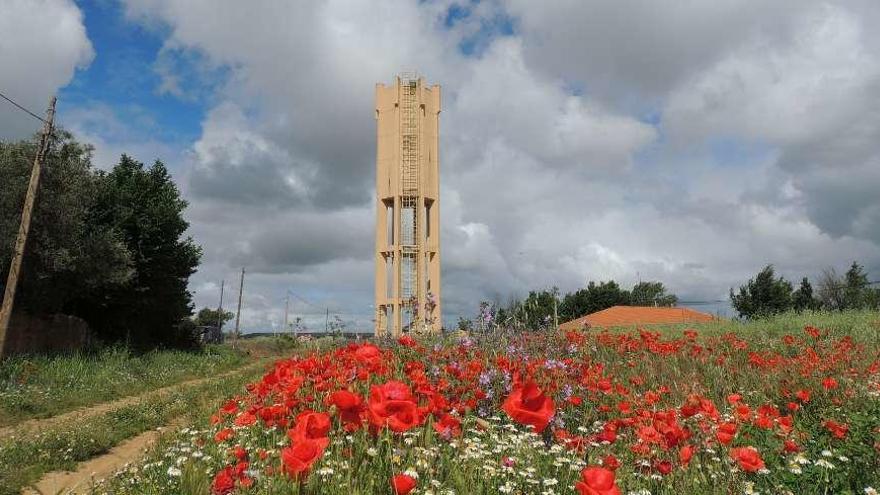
xmin=285 ymin=290 xmax=324 ymax=312
xmin=0 ymin=90 xmax=49 ymax=124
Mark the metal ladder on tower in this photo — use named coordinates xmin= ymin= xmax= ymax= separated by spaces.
xmin=399 ymin=77 xmax=420 ymax=320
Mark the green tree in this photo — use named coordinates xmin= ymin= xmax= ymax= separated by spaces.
xmin=817 ymin=268 xmax=844 ymax=310
xmin=792 ymin=277 xmax=820 ymax=312
xmin=730 ymin=265 xmax=793 ymax=319
xmin=0 ymin=132 xmax=132 ymax=314
xmin=496 ymin=289 xmax=558 ymax=331
xmin=630 ymin=281 xmax=678 ymax=307
xmin=559 ymin=281 xmax=630 ymax=322
xmin=193 ymin=307 xmax=234 ymax=328
xmin=841 ymin=262 xmax=872 ymax=310
xmin=869 ymin=289 xmax=880 ymax=310
xmin=520 ymin=289 xmax=558 ymax=330
xmin=75 ymin=155 xmax=202 ymax=348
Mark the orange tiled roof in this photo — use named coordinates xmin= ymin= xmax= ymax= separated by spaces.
xmin=558 ymin=306 xmax=716 ymax=331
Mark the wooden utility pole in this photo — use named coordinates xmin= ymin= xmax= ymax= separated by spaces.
xmin=324 ymin=308 xmax=329 ymax=333
xmin=282 ymin=292 xmax=289 ymax=335
xmin=216 ymin=279 xmax=225 ymax=332
xmin=233 ymin=268 xmax=245 ymax=342
xmin=0 ymin=97 xmax=56 ymax=359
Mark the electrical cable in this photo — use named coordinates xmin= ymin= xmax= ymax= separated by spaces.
xmin=0 ymin=90 xmax=48 ymax=124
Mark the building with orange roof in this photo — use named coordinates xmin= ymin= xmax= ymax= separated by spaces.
xmin=558 ymin=306 xmax=716 ymax=331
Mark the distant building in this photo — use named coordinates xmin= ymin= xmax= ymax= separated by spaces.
xmin=197 ymin=325 xmax=224 ymax=344
xmin=558 ymin=306 xmax=716 ymax=331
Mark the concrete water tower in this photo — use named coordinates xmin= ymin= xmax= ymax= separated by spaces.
xmin=374 ymin=74 xmax=441 ymax=336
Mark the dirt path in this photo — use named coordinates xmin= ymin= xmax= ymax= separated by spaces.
xmin=22 ymin=421 xmax=181 ymax=495
xmin=0 ymin=360 xmax=267 ymax=441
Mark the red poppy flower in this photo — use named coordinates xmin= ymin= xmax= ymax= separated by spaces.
xmin=329 ymin=390 xmax=362 ymax=409
xmin=281 ymin=439 xmax=325 ymax=479
xmin=432 ymin=413 xmax=462 ymax=439
xmin=238 ymin=474 xmax=253 ymax=488
xmin=637 ymin=425 xmax=662 ymax=445
xmin=329 ymin=390 xmax=365 ymax=429
xmin=232 ymin=445 xmax=248 ymax=460
xmin=822 ymin=377 xmax=838 ymax=390
xmin=783 ymin=439 xmax=800 ymax=453
xmin=735 ymin=404 xmax=752 ymax=421
xmin=602 ymin=454 xmax=620 ymax=471
xmin=754 ymin=414 xmax=774 ymax=430
xmin=234 ymin=411 xmax=256 ymax=427
xmin=398 ymin=335 xmax=418 ymax=348
xmin=575 ymin=466 xmax=621 ymax=495
xmin=211 ymin=466 xmax=235 ymax=495
xmin=220 ymin=399 xmax=239 ymax=415
xmin=354 ymin=343 xmax=382 ymax=362
xmin=823 ymin=419 xmax=849 ymax=439
xmin=643 ymin=391 xmax=661 ymax=405
xmin=716 ymin=422 xmax=737 ymax=445
xmin=502 ymin=380 xmax=555 ymax=433
xmin=368 ymin=381 xmax=421 ymax=433
xmin=730 ymin=446 xmax=765 ymax=472
xmin=214 ymin=428 xmax=234 ymax=443
xmin=655 ymin=459 xmax=673 ymax=475
xmin=287 ymin=411 xmax=332 ymax=449
xmin=679 ymin=445 xmax=694 ymax=466
xmin=596 ymin=423 xmax=618 ymax=444
xmin=392 ymin=473 xmax=417 ymax=494
xmin=795 ymin=389 xmax=811 ymax=403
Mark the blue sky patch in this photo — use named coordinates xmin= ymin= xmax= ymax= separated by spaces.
xmin=442 ymin=1 xmax=517 ymax=57
xmin=708 ymin=137 xmax=771 ymax=168
xmin=62 ymin=1 xmax=209 ymax=146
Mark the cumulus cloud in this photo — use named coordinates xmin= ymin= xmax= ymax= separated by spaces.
xmin=663 ymin=3 xmax=880 ymax=245
xmin=505 ymin=0 xmax=811 ymax=103
xmin=0 ymin=0 xmax=93 ymax=138
xmin=448 ymin=38 xmax=656 ymax=173
xmin=664 ymin=4 xmax=877 ymax=145
xmin=97 ymin=0 xmax=880 ymax=329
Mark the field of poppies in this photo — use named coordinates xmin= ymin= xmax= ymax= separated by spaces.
xmin=95 ymin=312 xmax=880 ymax=495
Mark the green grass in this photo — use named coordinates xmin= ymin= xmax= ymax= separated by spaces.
xmin=0 ymin=345 xmax=249 ymax=426
xmin=0 ymin=360 xmax=269 ymax=495
xmin=596 ymin=309 xmax=880 ymax=341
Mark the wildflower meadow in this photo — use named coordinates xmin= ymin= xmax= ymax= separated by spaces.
xmin=96 ymin=312 xmax=880 ymax=495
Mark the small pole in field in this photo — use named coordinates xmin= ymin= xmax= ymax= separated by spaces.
xmin=233 ymin=267 xmax=245 ymax=345
xmin=282 ymin=292 xmax=289 ymax=336
xmin=217 ymin=279 xmax=225 ymax=333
